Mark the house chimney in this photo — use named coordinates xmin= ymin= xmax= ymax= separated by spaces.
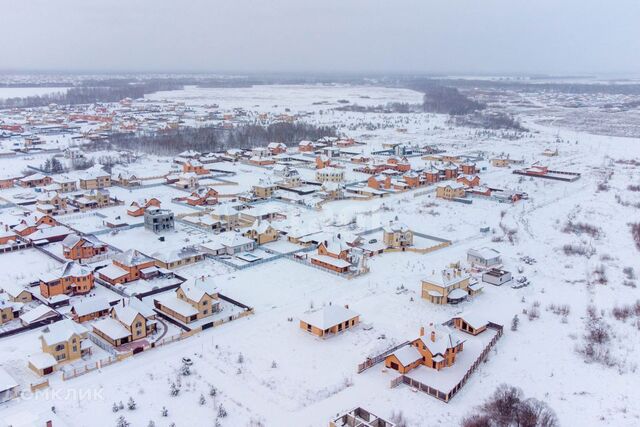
xmin=419 ymin=326 xmax=425 ymax=337
xmin=430 ymin=330 xmax=436 ymax=342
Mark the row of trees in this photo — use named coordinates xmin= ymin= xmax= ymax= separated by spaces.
xmin=0 ymin=79 xmax=183 ymax=109
xmin=106 ymin=122 xmax=337 ymax=156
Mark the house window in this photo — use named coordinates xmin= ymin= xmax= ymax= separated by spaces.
xmin=135 ymin=322 xmax=142 ymax=328
xmin=72 ymin=346 xmax=77 ymax=352
xmin=55 ymin=344 xmax=64 ymax=351
xmin=203 ymin=300 xmax=208 ymax=306
xmin=203 ymin=309 xmax=208 ymax=315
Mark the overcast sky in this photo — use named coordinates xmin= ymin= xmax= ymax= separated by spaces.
xmin=1 ymin=0 xmax=639 ymax=75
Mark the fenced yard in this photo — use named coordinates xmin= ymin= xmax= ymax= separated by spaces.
xmin=390 ymin=323 xmax=504 ymax=403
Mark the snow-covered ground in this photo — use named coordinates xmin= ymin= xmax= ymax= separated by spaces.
xmin=0 ymin=83 xmax=639 ymax=427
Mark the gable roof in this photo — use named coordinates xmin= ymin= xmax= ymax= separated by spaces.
xmin=40 ymin=318 xmax=88 ymax=346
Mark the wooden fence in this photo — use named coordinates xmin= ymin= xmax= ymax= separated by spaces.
xmin=390 ymin=323 xmax=504 ymax=402
xmin=30 ymin=379 xmax=50 ymax=392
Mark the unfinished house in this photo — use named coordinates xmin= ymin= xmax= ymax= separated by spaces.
xmin=329 ymin=407 xmax=396 ymax=427
xmin=144 ymin=208 xmax=175 ymax=233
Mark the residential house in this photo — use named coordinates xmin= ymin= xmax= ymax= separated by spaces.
xmin=482 ymin=268 xmax=512 ymax=286
xmin=421 ymin=266 xmax=482 ymax=304
xmin=368 ymin=175 xmax=391 ymax=190
xmin=0 ymin=296 xmax=21 ymax=325
xmin=70 ymin=298 xmax=111 ymax=323
xmin=316 ymin=167 xmax=344 ymax=183
xmin=175 ymin=172 xmax=199 ymax=190
xmin=456 ymin=174 xmax=480 ymax=188
xmin=1 ymin=283 xmax=32 ymax=303
xmin=51 ymin=175 xmax=78 ymax=193
xmin=182 ymin=160 xmax=208 ymax=175
xmin=0 ymin=368 xmax=19 ymax=403
xmin=298 ymin=140 xmax=315 ymax=152
xmin=98 ymin=249 xmax=155 ymax=285
xmin=151 ymin=246 xmax=204 ymax=269
xmin=385 ymin=324 xmax=465 ymax=373
xmin=29 ymin=319 xmax=91 ymax=376
xmin=299 ymin=305 xmax=359 ymax=338
xmin=185 ymin=187 xmax=218 ymax=206
xmin=127 ymin=198 xmax=161 ymax=217
xmin=92 ymin=304 xmax=156 ymax=347
xmin=242 ymin=220 xmax=279 ymax=244
xmin=382 ymin=221 xmax=413 ymax=248
xmin=39 ymin=262 xmax=94 ymax=298
xmin=311 ymin=235 xmax=353 ymax=273
xmin=61 ymin=234 xmax=107 ymax=261
xmin=199 ymin=231 xmax=256 ymax=255
xmin=252 ymin=179 xmax=278 ymax=199
xmin=17 ymin=173 xmax=52 ymax=188
xmin=436 ymin=182 xmax=466 ymax=200
xmin=35 ymin=191 xmax=68 ymax=214
xmin=78 ymin=165 xmax=111 ymax=189
xmin=467 ymin=247 xmax=502 ymax=268
xmin=154 ymin=278 xmax=220 ymax=324
xmin=267 ymin=142 xmax=287 ymax=155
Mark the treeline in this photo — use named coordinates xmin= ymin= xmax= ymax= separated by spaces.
xmin=105 ymin=122 xmax=338 ymax=156
xmin=419 ymin=85 xmax=485 ymax=115
xmin=0 ymin=79 xmax=183 ymax=109
xmin=449 ymin=111 xmax=526 ymax=131
xmin=334 ymin=102 xmax=422 ymax=114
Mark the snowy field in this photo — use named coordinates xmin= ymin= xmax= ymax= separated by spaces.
xmin=0 ymin=83 xmax=639 ymax=427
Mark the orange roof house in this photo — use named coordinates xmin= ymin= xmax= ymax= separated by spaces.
xmin=387 ymin=156 xmax=411 ymax=173
xmin=456 ymin=175 xmax=480 ymax=188
xmin=267 ymin=142 xmax=287 ymax=155
xmin=299 ymin=305 xmax=360 ymax=338
xmin=368 ymin=175 xmax=391 ymax=190
xmin=182 ymin=160 xmax=208 ymax=175
xmin=17 ymin=173 xmax=52 ymax=188
xmin=460 ymin=163 xmax=477 ymax=175
xmin=315 ymin=155 xmax=331 ymax=169
xmin=311 ymin=235 xmax=353 ymax=273
xmin=12 ymin=214 xmax=58 ymax=237
xmin=39 ymin=262 xmax=94 ymax=298
xmin=98 ymin=249 xmax=155 ymax=285
xmin=385 ymin=324 xmax=465 ymax=373
xmin=127 ymin=198 xmax=161 ymax=217
xmin=185 ymin=187 xmax=218 ymax=206
xmin=61 ymin=234 xmax=108 ymax=261
xmin=298 ymin=140 xmax=315 ymax=152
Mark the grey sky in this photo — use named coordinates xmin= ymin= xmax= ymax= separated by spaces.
xmin=1 ymin=0 xmax=639 ymax=75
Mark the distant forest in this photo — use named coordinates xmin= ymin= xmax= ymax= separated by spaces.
xmin=334 ymin=102 xmax=422 ymax=114
xmin=105 ymin=122 xmax=338 ymax=156
xmin=0 ymin=79 xmax=183 ymax=109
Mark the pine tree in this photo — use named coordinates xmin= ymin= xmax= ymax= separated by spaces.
xmin=218 ymin=404 xmax=227 ymax=418
xmin=170 ymin=382 xmax=180 ymax=396
xmin=161 ymin=407 xmax=168 ymax=417
xmin=199 ymin=394 xmax=206 ymax=405
xmin=511 ymin=314 xmax=520 ymax=331
xmin=112 ymin=403 xmax=119 ymax=413
xmin=115 ymin=416 xmax=129 ymax=427
xmin=127 ymin=397 xmax=136 ymax=410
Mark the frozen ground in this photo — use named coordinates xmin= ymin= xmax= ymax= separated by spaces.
xmin=0 ymin=83 xmax=639 ymax=427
